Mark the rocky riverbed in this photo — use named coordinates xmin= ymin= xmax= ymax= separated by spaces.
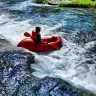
xmin=49 ymin=0 xmax=71 ymax=4
xmin=0 ymin=36 xmax=96 ymax=96
xmin=37 ymin=0 xmax=71 ymax=4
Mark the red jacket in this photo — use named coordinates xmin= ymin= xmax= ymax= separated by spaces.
xmin=31 ymin=30 xmax=38 ymax=40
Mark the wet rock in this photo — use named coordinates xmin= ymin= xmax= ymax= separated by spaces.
xmin=0 ymin=50 xmax=35 ymax=96
xmin=37 ymin=0 xmax=71 ymax=4
xmin=48 ymin=0 xmax=71 ymax=5
xmin=0 ymin=38 xmax=35 ymax=95
xmin=0 ymin=38 xmax=19 ymax=51
xmin=13 ymin=76 xmax=96 ymax=96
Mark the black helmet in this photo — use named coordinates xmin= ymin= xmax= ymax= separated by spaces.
xmin=35 ymin=27 xmax=41 ymax=33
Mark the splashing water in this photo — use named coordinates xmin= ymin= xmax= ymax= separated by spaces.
xmin=30 ymin=39 xmax=96 ymax=93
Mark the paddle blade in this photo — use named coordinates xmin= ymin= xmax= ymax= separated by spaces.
xmin=24 ymin=32 xmax=31 ymax=37
xmin=51 ymin=44 xmax=60 ymax=50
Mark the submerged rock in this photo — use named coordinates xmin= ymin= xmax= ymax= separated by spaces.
xmin=0 ymin=37 xmax=19 ymax=52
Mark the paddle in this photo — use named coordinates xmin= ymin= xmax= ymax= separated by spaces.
xmin=24 ymin=32 xmax=31 ymax=37
xmin=24 ymin=32 xmax=60 ymax=50
xmin=51 ymin=44 xmax=60 ymax=50
xmin=49 ymin=43 xmax=60 ymax=50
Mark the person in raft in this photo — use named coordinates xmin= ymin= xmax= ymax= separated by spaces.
xmin=31 ymin=27 xmax=41 ymax=43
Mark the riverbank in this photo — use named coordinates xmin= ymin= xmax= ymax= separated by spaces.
xmin=40 ymin=0 xmax=96 ymax=8
xmin=39 ymin=0 xmax=71 ymax=4
xmin=59 ymin=0 xmax=96 ymax=8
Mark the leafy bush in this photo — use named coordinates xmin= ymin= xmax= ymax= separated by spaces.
xmin=40 ymin=0 xmax=51 ymax=3
xmin=59 ymin=0 xmax=96 ymax=8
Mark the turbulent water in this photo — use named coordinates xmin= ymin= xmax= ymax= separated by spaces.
xmin=0 ymin=0 xmax=96 ymax=94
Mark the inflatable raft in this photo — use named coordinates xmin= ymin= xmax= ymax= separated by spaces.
xmin=17 ymin=36 xmax=62 ymax=52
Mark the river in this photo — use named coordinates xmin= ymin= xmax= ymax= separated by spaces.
xmin=0 ymin=0 xmax=96 ymax=94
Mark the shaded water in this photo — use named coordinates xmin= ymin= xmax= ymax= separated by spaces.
xmin=0 ymin=0 xmax=96 ymax=94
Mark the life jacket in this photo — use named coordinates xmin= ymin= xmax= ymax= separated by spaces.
xmin=31 ymin=30 xmax=38 ymax=41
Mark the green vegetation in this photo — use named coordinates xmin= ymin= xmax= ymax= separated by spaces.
xmin=40 ymin=0 xmax=51 ymax=3
xmin=59 ymin=0 xmax=96 ymax=8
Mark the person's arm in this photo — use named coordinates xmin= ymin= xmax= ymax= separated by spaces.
xmin=37 ymin=33 xmax=41 ymax=42
xmin=32 ymin=30 xmax=38 ymax=40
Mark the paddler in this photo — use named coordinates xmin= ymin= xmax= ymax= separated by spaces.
xmin=31 ymin=27 xmax=41 ymax=43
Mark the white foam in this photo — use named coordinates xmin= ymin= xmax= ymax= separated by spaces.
xmin=30 ymin=39 xmax=96 ymax=94
xmin=0 ymin=16 xmax=32 ymax=45
xmin=84 ymin=41 xmax=95 ymax=49
xmin=7 ymin=0 xmax=50 ymax=11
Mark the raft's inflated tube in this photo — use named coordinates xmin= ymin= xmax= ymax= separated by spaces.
xmin=17 ymin=36 xmax=62 ymax=52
